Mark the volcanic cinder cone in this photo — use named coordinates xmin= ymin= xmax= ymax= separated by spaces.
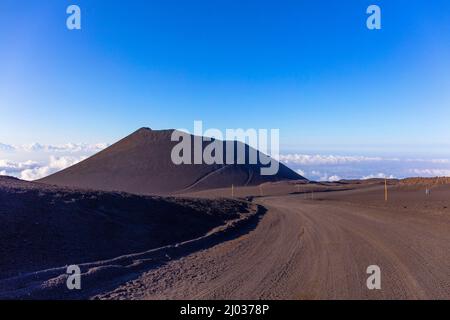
xmin=39 ymin=128 xmax=305 ymax=195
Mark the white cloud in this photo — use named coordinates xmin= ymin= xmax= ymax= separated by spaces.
xmin=404 ymin=158 xmax=450 ymax=164
xmin=429 ymin=159 xmax=450 ymax=164
xmin=0 ymin=156 xmax=88 ymax=181
xmin=306 ymin=170 xmax=341 ymax=182
xmin=280 ymin=154 xmax=384 ymax=165
xmin=20 ymin=167 xmax=52 ymax=181
xmin=409 ymin=169 xmax=450 ymax=177
xmin=0 ymin=159 xmax=42 ymax=180
xmin=0 ymin=143 xmax=15 ymax=151
xmin=328 ymin=175 xmax=341 ymax=182
xmin=0 ymin=142 xmax=109 ymax=153
xmin=362 ymin=173 xmax=396 ymax=180
xmin=281 ymin=153 xmax=450 ymax=181
xmin=0 ymin=159 xmax=40 ymax=173
xmin=49 ymin=155 xmax=87 ymax=170
xmin=280 ymin=154 xmax=450 ymax=166
xmin=22 ymin=143 xmax=108 ymax=153
xmin=0 ymin=141 xmax=107 ymax=181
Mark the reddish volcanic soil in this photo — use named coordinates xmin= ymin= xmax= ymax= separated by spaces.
xmin=1 ymin=177 xmax=449 ymax=299
xmin=0 ymin=176 xmax=252 ymax=280
xmin=95 ymin=181 xmax=450 ymax=300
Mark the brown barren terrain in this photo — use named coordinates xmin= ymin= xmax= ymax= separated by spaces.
xmin=1 ymin=177 xmax=449 ymax=299
xmin=0 ymin=176 xmax=253 ymax=292
xmin=95 ymin=181 xmax=450 ymax=300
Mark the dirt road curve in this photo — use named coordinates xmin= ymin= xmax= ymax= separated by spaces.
xmin=97 ymin=195 xmax=450 ymax=300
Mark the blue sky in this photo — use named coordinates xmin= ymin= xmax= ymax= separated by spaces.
xmin=1 ymin=1 xmax=450 ymax=180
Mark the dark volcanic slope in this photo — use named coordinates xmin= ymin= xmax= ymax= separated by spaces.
xmin=0 ymin=176 xmax=249 ymax=279
xmin=39 ymin=128 xmax=304 ymax=195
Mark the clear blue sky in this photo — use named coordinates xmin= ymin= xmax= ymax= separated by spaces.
xmin=1 ymin=0 xmax=449 ymax=154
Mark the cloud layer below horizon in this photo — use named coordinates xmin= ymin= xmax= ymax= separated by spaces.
xmin=1 ymin=142 xmax=450 ymax=182
xmin=0 ymin=142 xmax=108 ymax=180
xmin=279 ymin=154 xmax=450 ymax=181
